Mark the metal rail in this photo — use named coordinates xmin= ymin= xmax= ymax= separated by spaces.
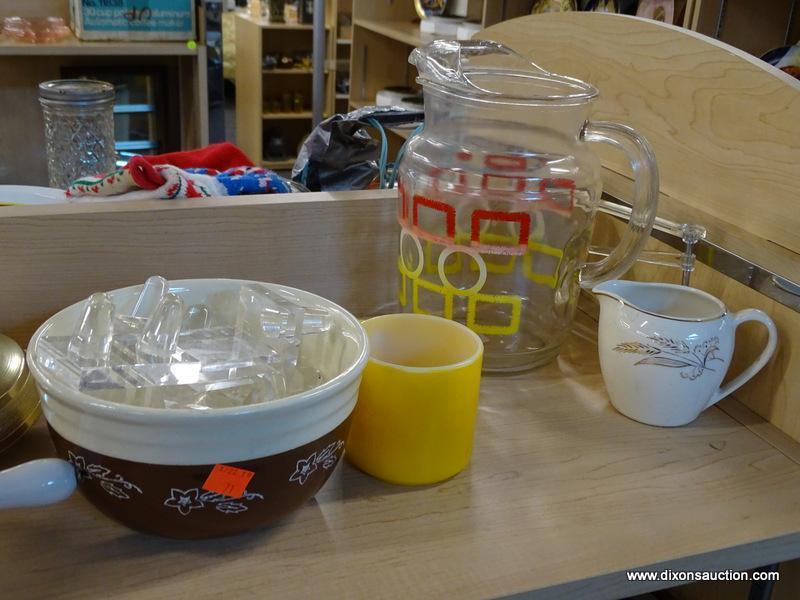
xmin=785 ymin=0 xmax=799 ymax=46
xmin=312 ymin=0 xmax=326 ymax=127
xmin=599 ymin=193 xmax=800 ymax=313
xmin=714 ymin=0 xmax=729 ymax=39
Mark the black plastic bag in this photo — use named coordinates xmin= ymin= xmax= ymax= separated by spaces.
xmin=292 ymin=106 xmax=423 ymax=192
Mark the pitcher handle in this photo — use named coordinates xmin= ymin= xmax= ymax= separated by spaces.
xmin=707 ymin=309 xmax=778 ymax=408
xmin=579 ymin=121 xmax=659 ymax=288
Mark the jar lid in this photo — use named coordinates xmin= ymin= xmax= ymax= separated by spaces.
xmin=38 ymin=79 xmax=115 ymax=104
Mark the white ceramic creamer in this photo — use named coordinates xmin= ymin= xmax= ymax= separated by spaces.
xmin=594 ymin=280 xmax=777 ymax=427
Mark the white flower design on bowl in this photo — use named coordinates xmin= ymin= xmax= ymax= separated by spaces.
xmin=67 ymin=450 xmax=142 ymax=500
xmin=162 ymin=488 xmax=265 ymax=516
xmin=164 ymin=488 xmax=205 ymax=516
xmin=289 ymin=456 xmax=318 ymax=485
xmin=289 ymin=440 xmax=345 ymax=485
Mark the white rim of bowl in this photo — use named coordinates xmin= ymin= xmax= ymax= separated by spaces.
xmin=27 ymin=279 xmax=370 ymax=424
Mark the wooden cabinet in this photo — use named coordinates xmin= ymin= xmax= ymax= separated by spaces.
xmin=333 ymin=0 xmax=352 ymax=116
xmin=348 ymin=0 xmax=534 ymax=147
xmin=3 ymin=189 xmax=800 ymax=599
xmin=235 ymin=3 xmax=337 ymax=170
xmin=0 ymin=0 xmax=208 ymax=186
xmin=688 ymin=0 xmax=799 ymax=57
xmin=2 ymin=15 xmax=800 ymax=598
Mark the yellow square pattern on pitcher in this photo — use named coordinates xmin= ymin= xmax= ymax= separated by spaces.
xmin=469 ymin=232 xmax=518 ymax=274
xmin=425 ymin=239 xmax=462 ymax=275
xmin=412 ymin=277 xmax=454 ymax=320
xmin=466 ymin=293 xmax=522 ymax=335
xmin=523 ymin=241 xmax=564 ymax=289
xmin=397 ymin=256 xmax=408 ymax=306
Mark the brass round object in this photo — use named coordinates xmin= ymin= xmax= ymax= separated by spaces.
xmin=0 ymin=334 xmax=41 ymax=452
xmin=414 ymin=0 xmax=447 ymax=19
xmin=0 ymin=334 xmax=26 ymax=408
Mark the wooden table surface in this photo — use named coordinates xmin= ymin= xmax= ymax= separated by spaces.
xmin=2 ymin=316 xmax=800 ymax=599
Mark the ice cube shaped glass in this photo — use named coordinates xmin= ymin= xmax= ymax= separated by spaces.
xmin=34 ymin=278 xmax=343 ymax=410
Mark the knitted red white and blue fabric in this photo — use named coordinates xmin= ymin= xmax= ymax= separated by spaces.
xmin=67 ymin=156 xmax=291 ymax=201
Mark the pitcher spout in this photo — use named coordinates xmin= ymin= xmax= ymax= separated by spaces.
xmin=409 ymin=39 xmax=598 ymax=104
xmin=592 ymin=280 xmax=638 ymax=305
xmin=593 ymin=280 xmax=727 ymax=323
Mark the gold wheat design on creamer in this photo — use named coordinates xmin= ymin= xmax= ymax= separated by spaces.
xmin=613 ymin=335 xmax=724 ymax=380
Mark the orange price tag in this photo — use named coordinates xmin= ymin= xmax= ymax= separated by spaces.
xmin=202 ymin=464 xmax=255 ymax=499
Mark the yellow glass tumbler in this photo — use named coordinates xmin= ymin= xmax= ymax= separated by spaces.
xmin=347 ymin=314 xmax=483 ymax=485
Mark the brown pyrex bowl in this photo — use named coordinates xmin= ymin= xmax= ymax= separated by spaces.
xmin=24 ymin=279 xmax=369 ymax=538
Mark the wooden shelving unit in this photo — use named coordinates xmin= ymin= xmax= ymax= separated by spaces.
xmin=2 ymin=13 xmax=800 ymax=599
xmin=235 ymin=7 xmax=336 ymax=169
xmin=0 ymin=34 xmax=199 ymax=56
xmin=261 ymin=157 xmax=297 ymax=169
xmin=254 ymin=22 xmax=315 ymax=30
xmin=349 ymin=0 xmax=798 ymax=158
xmin=0 ymin=0 xmax=208 ymax=186
xmin=333 ymin=0 xmax=352 ymax=116
xmin=389 ymin=127 xmax=412 ymax=140
xmin=351 ymin=18 xmax=425 ymax=47
xmin=262 ymin=111 xmax=313 ymax=119
xmin=687 ymin=0 xmax=799 ymax=57
xmin=348 ymin=0 xmax=532 ymax=152
xmin=347 ymin=97 xmax=369 ymax=110
xmin=262 ymin=67 xmax=314 ymax=74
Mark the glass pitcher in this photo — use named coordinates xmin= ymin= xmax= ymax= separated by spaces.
xmin=396 ymin=40 xmax=659 ymax=372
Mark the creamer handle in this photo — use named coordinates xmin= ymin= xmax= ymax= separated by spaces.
xmin=708 ymin=310 xmax=778 ymax=407
xmin=0 ymin=459 xmax=76 ymax=509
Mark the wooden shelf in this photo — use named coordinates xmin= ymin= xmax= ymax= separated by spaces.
xmin=263 ymin=68 xmax=313 ymax=74
xmin=3 ymin=250 xmax=800 ymax=600
xmin=353 ymin=18 xmax=442 ymax=47
xmin=337 ymin=38 xmax=352 ymax=44
xmin=0 ymin=34 xmax=199 ymax=56
xmin=262 ymin=111 xmax=312 ymax=119
xmin=348 ymin=98 xmax=371 ymax=109
xmin=0 ymin=26 xmax=208 ymax=184
xmin=236 ymin=5 xmax=335 ymax=166
xmin=389 ymin=127 xmax=412 ymax=139
xmin=346 ymin=99 xmax=415 ymax=137
xmin=335 ymin=93 xmax=349 ymax=99
xmin=262 ymin=157 xmax=297 ymax=169
xmin=348 ymin=0 xmax=534 ymax=183
xmin=236 ymin=13 xmax=335 ymax=31
xmin=236 ymin=14 xmax=313 ymax=30
xmin=3 ymin=166 xmax=800 ymax=597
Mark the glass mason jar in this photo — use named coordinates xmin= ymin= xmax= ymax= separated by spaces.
xmin=396 ymin=40 xmax=659 ymax=372
xmin=39 ymin=79 xmax=116 ymax=189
